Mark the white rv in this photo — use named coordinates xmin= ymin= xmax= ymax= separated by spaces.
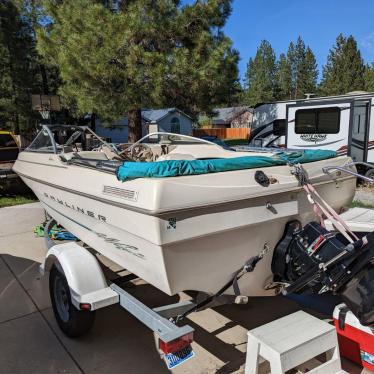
xmin=249 ymin=91 xmax=374 ymax=178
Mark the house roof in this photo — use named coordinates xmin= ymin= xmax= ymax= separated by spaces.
xmin=94 ymin=108 xmax=191 ymax=128
xmin=211 ymin=106 xmax=253 ymax=125
xmin=141 ymin=108 xmax=191 ymax=122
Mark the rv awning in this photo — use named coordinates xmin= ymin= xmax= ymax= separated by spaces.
xmin=116 ymin=149 xmax=337 ymax=181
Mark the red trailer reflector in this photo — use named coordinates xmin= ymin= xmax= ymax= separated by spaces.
xmin=159 ymin=332 xmax=193 ymax=354
xmin=79 ymin=303 xmax=92 ymax=311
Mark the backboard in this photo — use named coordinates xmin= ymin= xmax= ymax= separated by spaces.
xmin=31 ymin=94 xmax=61 ymax=119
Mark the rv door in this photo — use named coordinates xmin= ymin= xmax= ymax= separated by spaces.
xmin=286 ymin=103 xmax=350 ymax=152
xmin=349 ymin=100 xmax=370 ymax=163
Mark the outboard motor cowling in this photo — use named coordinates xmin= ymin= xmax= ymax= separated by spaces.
xmin=272 ymin=220 xmax=374 ymax=326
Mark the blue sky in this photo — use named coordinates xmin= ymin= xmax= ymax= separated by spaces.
xmin=222 ymin=0 xmax=374 ymax=82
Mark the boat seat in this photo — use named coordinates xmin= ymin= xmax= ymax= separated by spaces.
xmin=75 ymin=151 xmax=109 ymax=160
xmin=157 ymin=153 xmax=196 ymax=161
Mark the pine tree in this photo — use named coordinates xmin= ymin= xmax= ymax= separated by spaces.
xmin=0 ymin=1 xmax=36 ymax=133
xmin=320 ymin=34 xmax=365 ymax=95
xmin=244 ymin=40 xmax=277 ymax=106
xmin=0 ymin=1 xmax=60 ymax=133
xmin=277 ymin=53 xmax=292 ymax=100
xmin=365 ymin=63 xmax=374 ymax=92
xmin=277 ymin=37 xmax=317 ymax=100
xmin=298 ymin=46 xmax=318 ymax=97
xmin=16 ymin=0 xmax=60 ymax=96
xmin=36 ymin=0 xmax=239 ymax=142
xmin=293 ymin=37 xmax=306 ymax=98
xmin=287 ymin=42 xmax=297 ymax=99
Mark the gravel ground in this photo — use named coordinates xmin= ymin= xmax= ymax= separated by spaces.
xmin=354 ymin=188 xmax=374 ymax=205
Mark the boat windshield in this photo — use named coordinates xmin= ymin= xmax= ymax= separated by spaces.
xmin=27 ymin=127 xmax=57 ymax=153
xmin=135 ymin=132 xmax=216 ymax=146
xmin=25 ymin=125 xmax=115 ymax=154
xmin=24 ymin=127 xmax=219 ymax=164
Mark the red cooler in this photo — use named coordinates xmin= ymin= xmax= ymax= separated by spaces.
xmin=333 ymin=303 xmax=374 ymax=371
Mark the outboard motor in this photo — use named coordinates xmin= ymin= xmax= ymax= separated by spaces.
xmin=272 ymin=220 xmax=374 ymax=326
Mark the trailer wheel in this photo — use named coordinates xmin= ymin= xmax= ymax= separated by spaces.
xmin=365 ymin=168 xmax=374 ymax=181
xmin=49 ymin=266 xmax=95 ymax=337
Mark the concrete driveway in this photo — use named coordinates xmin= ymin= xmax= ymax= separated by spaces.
xmin=0 ymin=203 xmax=364 ymax=374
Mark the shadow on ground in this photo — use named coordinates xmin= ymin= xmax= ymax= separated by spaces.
xmin=0 ymin=202 xmax=365 ymax=373
xmin=0 ymin=252 xmax=304 ymax=374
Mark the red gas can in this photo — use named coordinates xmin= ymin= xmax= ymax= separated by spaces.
xmin=333 ymin=303 xmax=374 ymax=371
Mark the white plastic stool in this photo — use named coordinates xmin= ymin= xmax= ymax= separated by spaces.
xmin=245 ymin=310 xmax=345 ymax=374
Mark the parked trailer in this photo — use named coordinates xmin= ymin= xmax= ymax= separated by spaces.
xmin=249 ymin=91 xmax=374 ymax=178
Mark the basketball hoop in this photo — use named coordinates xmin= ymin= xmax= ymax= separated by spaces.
xmin=40 ymin=104 xmax=51 ymax=120
xmin=31 ymin=94 xmax=61 ymax=121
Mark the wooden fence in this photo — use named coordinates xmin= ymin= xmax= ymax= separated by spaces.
xmin=193 ymin=128 xmax=251 ymax=139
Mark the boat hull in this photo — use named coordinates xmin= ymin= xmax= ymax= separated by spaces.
xmin=17 ymin=166 xmax=356 ymax=296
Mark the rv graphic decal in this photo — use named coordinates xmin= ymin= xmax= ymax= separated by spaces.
xmin=351 ymin=139 xmax=374 ymax=151
xmin=300 ymin=134 xmax=327 ymax=143
xmin=292 ymin=138 xmax=344 ymax=148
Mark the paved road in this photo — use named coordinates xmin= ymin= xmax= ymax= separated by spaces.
xmin=0 ymin=203 xmax=363 ymax=374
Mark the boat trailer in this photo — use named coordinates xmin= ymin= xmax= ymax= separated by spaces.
xmin=39 ymin=216 xmax=265 ymax=369
xmin=40 ymin=218 xmax=198 ymax=369
xmin=38 ymin=161 xmax=374 ymax=370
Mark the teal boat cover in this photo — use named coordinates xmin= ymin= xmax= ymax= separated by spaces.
xmin=116 ymin=149 xmax=337 ymax=181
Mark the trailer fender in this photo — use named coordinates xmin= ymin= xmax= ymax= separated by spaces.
xmin=41 ymin=242 xmax=118 ymax=310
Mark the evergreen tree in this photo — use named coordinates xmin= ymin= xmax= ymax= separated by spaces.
xmin=287 ymin=41 xmax=297 ymax=98
xmin=37 ymin=0 xmax=239 ymax=142
xmin=244 ymin=40 xmax=277 ymax=106
xmin=293 ymin=37 xmax=306 ymax=98
xmin=0 ymin=0 xmax=36 ymax=133
xmin=299 ymin=46 xmax=318 ymax=97
xmin=277 ymin=37 xmax=317 ymax=100
xmin=16 ymin=0 xmax=60 ymax=96
xmin=0 ymin=1 xmax=60 ymax=133
xmin=320 ymin=34 xmax=365 ymax=95
xmin=364 ymin=63 xmax=374 ymax=92
xmin=277 ymin=53 xmax=292 ymax=100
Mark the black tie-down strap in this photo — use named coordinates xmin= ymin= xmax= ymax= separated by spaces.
xmin=338 ymin=305 xmax=350 ymax=330
xmin=174 ymin=255 xmax=264 ymax=323
xmin=232 ymin=255 xmax=263 ymax=295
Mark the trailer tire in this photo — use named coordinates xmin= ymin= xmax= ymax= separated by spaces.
xmin=49 ymin=265 xmax=95 ymax=337
xmin=365 ymin=168 xmax=374 ymax=181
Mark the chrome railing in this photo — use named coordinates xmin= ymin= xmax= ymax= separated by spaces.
xmin=322 ymin=161 xmax=374 ymax=184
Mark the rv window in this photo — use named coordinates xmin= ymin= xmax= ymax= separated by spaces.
xmin=317 ymin=108 xmax=340 ymax=133
xmin=295 ymin=107 xmax=340 ymax=134
xmin=295 ymin=110 xmax=316 ymax=133
xmin=273 ymin=119 xmax=286 ymax=136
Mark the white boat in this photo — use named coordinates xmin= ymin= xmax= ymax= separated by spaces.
xmin=13 ymin=125 xmax=357 ymax=297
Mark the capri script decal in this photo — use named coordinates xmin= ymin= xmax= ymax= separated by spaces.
xmin=95 ymin=232 xmax=145 ymax=260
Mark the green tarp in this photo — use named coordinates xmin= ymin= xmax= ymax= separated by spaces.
xmin=116 ymin=149 xmax=337 ymax=181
